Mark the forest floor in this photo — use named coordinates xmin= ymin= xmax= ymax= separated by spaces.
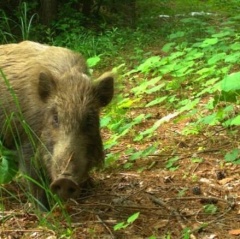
xmin=0 ymin=98 xmax=239 ymax=239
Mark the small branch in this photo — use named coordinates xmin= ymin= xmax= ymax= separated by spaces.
xmin=149 ymin=195 xmax=197 ymax=239
xmin=96 ymin=215 xmax=115 ymax=239
xmin=165 ymin=196 xmax=230 ymax=204
xmin=0 ymin=229 xmax=55 ymax=234
xmin=193 ymin=200 xmax=235 ymax=233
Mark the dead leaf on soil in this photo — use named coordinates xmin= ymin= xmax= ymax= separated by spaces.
xmin=229 ymin=229 xmax=240 ymax=235
xmin=218 ymin=177 xmax=235 ymax=185
xmin=153 ymin=220 xmax=168 ymax=230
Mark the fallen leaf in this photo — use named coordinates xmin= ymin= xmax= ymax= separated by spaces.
xmin=153 ymin=220 xmax=168 ymax=229
xmin=218 ymin=177 xmax=234 ymax=185
xmin=229 ymin=229 xmax=240 ymax=235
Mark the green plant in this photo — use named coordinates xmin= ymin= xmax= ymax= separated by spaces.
xmin=224 ymin=148 xmax=240 ymax=164
xmin=113 ymin=212 xmax=140 ymax=231
xmin=181 ymin=227 xmax=191 ymax=239
xmin=0 ymin=142 xmax=18 ymax=184
xmin=203 ymin=204 xmax=218 ymax=214
xmin=166 ymin=156 xmax=180 ymax=171
xmin=19 ymin=2 xmax=37 ymax=40
xmin=0 ymin=10 xmax=16 ymax=43
xmin=87 ymin=55 xmax=101 ymax=68
xmin=162 ymin=233 xmax=172 ymax=239
xmin=148 ymin=236 xmax=157 ymax=239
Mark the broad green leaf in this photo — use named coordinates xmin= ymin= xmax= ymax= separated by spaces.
xmin=216 ymin=90 xmax=238 ymax=104
xmin=200 ymin=38 xmax=218 ymax=48
xmin=162 ymin=42 xmax=176 ymax=52
xmin=166 ymin=156 xmax=179 ymax=171
xmin=223 ymin=105 xmax=234 ymax=113
xmin=131 ymin=81 xmax=150 ymax=95
xmin=118 ymin=98 xmax=139 ymax=108
xmin=229 ymin=115 xmax=240 ymax=125
xmin=137 ymin=56 xmax=161 ymax=73
xmin=221 ymin=72 xmax=240 ymax=91
xmin=212 ymin=31 xmax=232 ymax=38
xmin=129 ymin=151 xmax=143 ymax=160
xmin=87 ymin=55 xmax=101 ymax=68
xmin=169 ymin=31 xmax=185 ymax=40
xmin=127 ymin=212 xmax=140 ymax=224
xmin=149 ymin=76 xmax=163 ymax=84
xmin=208 ymin=53 xmax=226 ymax=65
xmin=224 ymin=115 xmax=240 ymax=126
xmin=182 ymin=124 xmax=200 ymax=135
xmin=132 ymin=77 xmax=163 ymax=95
xmin=204 ymin=78 xmax=220 ymax=86
xmin=113 ymin=212 xmax=140 ymax=231
xmin=182 ymin=227 xmax=191 ymax=239
xmin=224 ymin=149 xmax=240 ymax=164
xmin=133 ymin=114 xmax=146 ymax=124
xmin=215 ymin=66 xmax=230 ymax=76
xmin=224 ymin=53 xmax=240 ymax=63
xmin=169 ymin=51 xmax=185 ymax=60
xmin=146 ymin=82 xmax=166 ymax=94
xmin=145 ymin=96 xmax=167 ymax=107
xmin=191 ymin=158 xmax=203 ymax=163
xmin=185 ymin=50 xmax=204 ymax=61
xmin=104 ymin=137 xmax=119 ymax=150
xmin=0 ymin=152 xmax=18 ymax=184
xmin=149 ymin=236 xmax=157 ymax=239
xmin=204 ymin=204 xmax=218 ymax=214
xmin=197 ymin=78 xmax=220 ymax=96
xmin=159 ymin=63 xmax=176 ymax=74
xmin=101 ymin=116 xmax=111 ymax=128
xmin=196 ymin=66 xmax=216 ymax=76
xmin=200 ymin=113 xmax=218 ymax=125
xmin=230 ymin=42 xmax=240 ymax=51
xmin=129 ymin=145 xmax=157 ymax=160
xmin=173 ymin=66 xmax=194 ymax=77
xmin=113 ymin=222 xmax=126 ymax=231
xmin=178 ymin=99 xmax=199 ymax=113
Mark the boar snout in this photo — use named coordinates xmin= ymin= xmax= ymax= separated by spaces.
xmin=50 ymin=176 xmax=80 ymax=200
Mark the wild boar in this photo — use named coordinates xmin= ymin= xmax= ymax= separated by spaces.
xmin=0 ymin=41 xmax=114 ymax=210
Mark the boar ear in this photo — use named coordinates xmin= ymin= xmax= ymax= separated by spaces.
xmin=38 ymin=71 xmax=56 ymax=102
xmin=95 ymin=73 xmax=114 ymax=107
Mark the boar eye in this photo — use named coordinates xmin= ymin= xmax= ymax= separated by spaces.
xmin=52 ymin=113 xmax=59 ymax=127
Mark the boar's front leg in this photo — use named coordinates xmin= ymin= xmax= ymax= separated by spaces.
xmin=18 ymin=144 xmax=51 ymax=211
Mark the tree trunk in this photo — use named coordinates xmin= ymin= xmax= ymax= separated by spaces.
xmin=82 ymin=0 xmax=94 ymax=17
xmin=40 ymin=0 xmax=57 ymax=26
xmin=111 ymin=0 xmax=137 ymax=26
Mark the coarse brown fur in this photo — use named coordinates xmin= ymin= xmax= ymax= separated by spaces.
xmin=0 ymin=41 xmax=114 ymax=210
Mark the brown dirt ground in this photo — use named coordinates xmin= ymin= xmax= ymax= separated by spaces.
xmin=0 ymin=102 xmax=239 ymax=239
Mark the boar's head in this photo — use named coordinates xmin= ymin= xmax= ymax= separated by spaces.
xmin=37 ymin=69 xmax=114 ymax=201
